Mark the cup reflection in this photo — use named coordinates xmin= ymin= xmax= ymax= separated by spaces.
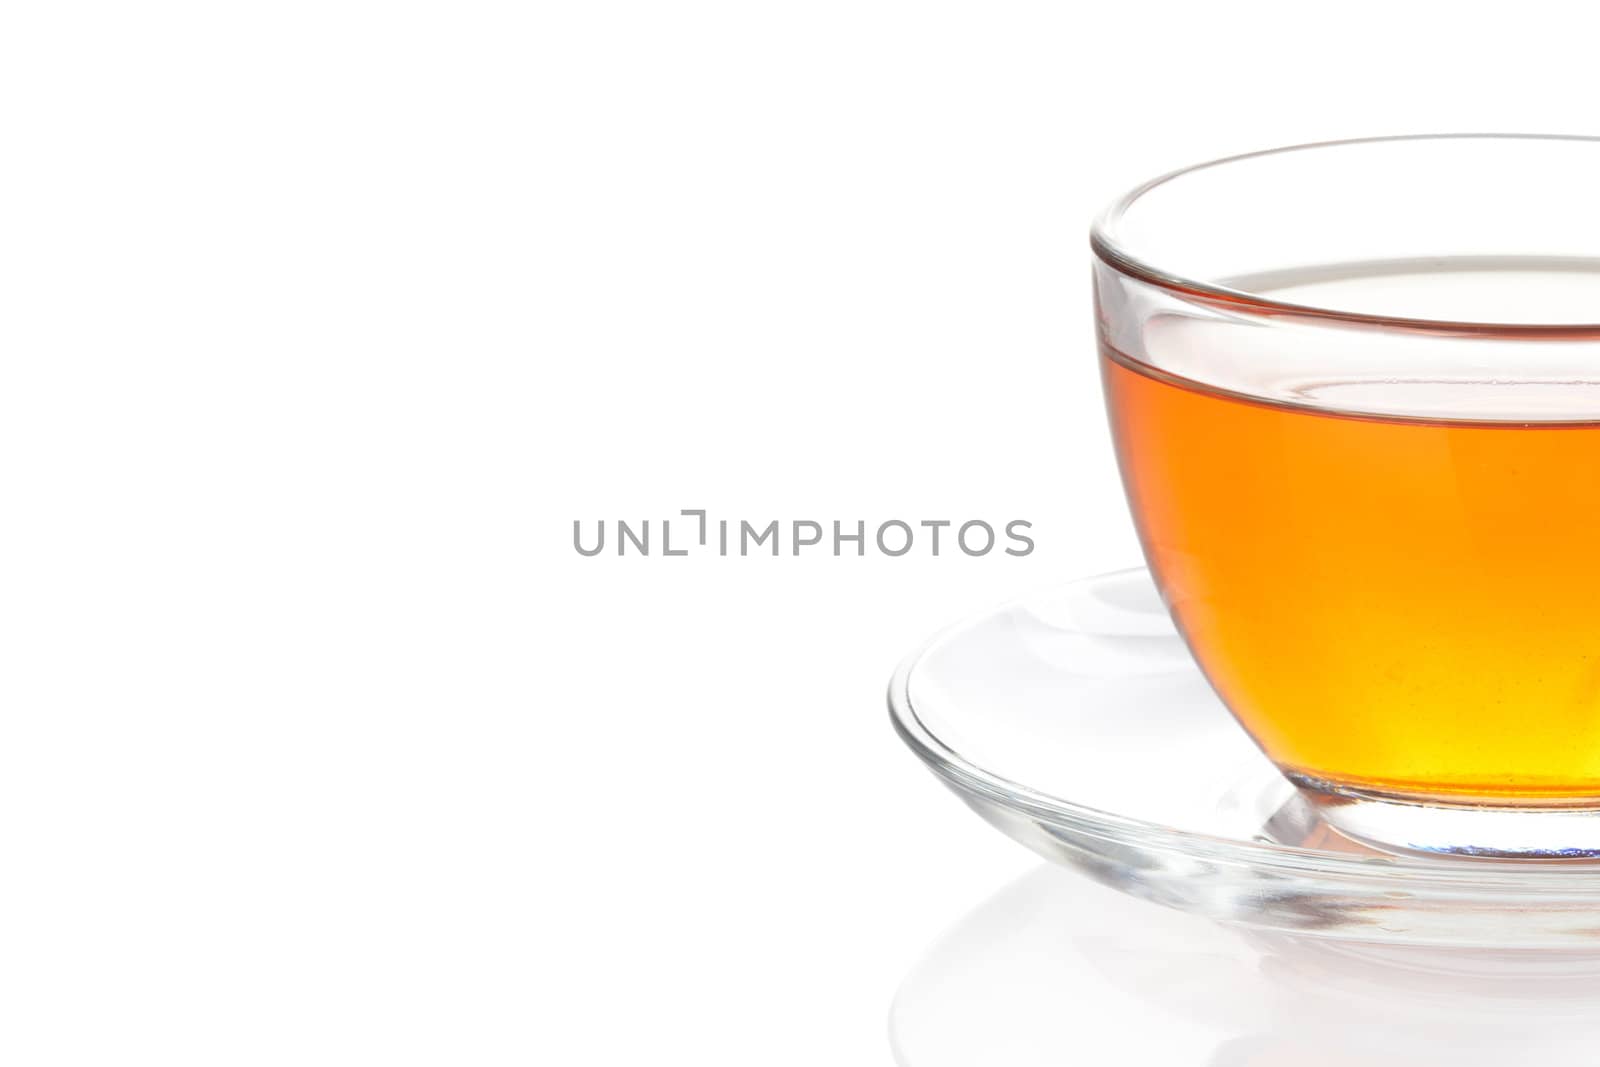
xmin=891 ymin=865 xmax=1600 ymax=1065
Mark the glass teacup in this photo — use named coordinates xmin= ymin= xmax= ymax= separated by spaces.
xmin=1094 ymin=135 xmax=1600 ymax=855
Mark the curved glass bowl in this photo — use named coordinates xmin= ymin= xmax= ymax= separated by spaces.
xmin=888 ymin=569 xmax=1600 ymax=948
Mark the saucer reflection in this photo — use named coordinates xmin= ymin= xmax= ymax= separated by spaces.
xmin=890 ymin=865 xmax=1600 ymax=1066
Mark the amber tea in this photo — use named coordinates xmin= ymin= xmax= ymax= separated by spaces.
xmin=1105 ymin=344 xmax=1600 ymax=802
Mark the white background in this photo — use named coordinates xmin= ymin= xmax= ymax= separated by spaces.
xmin=7 ymin=2 xmax=1600 ymax=1063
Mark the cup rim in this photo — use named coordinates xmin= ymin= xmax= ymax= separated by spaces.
xmin=1090 ymin=133 xmax=1600 ymax=338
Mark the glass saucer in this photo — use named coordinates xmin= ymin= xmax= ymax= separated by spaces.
xmin=888 ymin=569 xmax=1600 ymax=948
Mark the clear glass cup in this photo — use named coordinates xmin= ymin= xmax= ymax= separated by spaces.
xmin=1093 ymin=134 xmax=1600 ymax=856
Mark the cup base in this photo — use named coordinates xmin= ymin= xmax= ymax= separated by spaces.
xmin=1289 ymin=773 xmax=1600 ymax=858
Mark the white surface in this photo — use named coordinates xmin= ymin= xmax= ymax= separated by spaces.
xmin=5 ymin=2 xmax=1600 ymax=1063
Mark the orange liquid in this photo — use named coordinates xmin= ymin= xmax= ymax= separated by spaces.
xmin=1104 ymin=348 xmax=1600 ymax=800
